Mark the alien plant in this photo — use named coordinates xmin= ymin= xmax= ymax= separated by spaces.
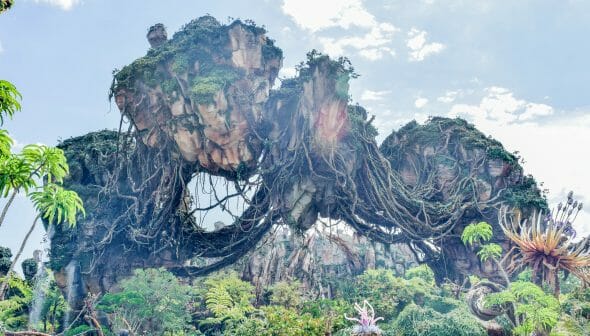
xmin=500 ymin=191 xmax=590 ymax=297
xmin=344 ymin=300 xmax=384 ymax=336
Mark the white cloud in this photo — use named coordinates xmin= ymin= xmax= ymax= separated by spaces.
xmin=0 ymin=40 xmax=3 ymax=54
xmin=437 ymin=90 xmax=460 ymax=103
xmin=448 ymin=86 xmax=554 ymax=126
xmin=414 ymin=97 xmax=429 ymax=108
xmin=278 ymin=66 xmax=297 ymax=78
xmin=456 ymin=111 xmax=590 ymax=238
xmin=282 ymin=0 xmax=376 ymax=32
xmin=33 ymin=0 xmax=80 ymax=11
xmin=406 ymin=28 xmax=445 ymax=61
xmin=282 ymin=0 xmax=398 ymax=61
xmin=446 ymin=88 xmax=589 ymax=236
xmin=361 ymin=89 xmax=391 ymax=101
xmin=319 ymin=23 xmax=398 ymax=60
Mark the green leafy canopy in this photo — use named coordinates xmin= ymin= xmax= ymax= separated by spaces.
xmin=461 ymin=221 xmax=493 ymax=246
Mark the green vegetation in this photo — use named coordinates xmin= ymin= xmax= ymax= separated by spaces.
xmin=98 ymin=268 xmax=195 ymax=335
xmin=485 ymin=281 xmax=560 ymax=336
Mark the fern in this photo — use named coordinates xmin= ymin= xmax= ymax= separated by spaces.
xmin=203 ymin=272 xmax=255 ymax=324
xmin=476 ymin=243 xmax=503 ymax=262
xmin=461 ymin=222 xmax=493 ymax=246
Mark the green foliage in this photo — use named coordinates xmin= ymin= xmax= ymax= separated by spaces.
xmin=0 ymin=274 xmax=32 ymax=330
xmin=0 ymin=80 xmax=21 ymax=125
xmin=0 ymin=246 xmax=11 ymax=276
xmin=389 ymin=304 xmax=486 ymax=336
xmin=355 ymin=269 xmax=414 ymax=321
xmin=301 ymin=298 xmax=353 ymax=332
xmin=30 ymin=183 xmax=85 ymax=227
xmin=0 ymin=155 xmax=36 ymax=196
xmin=225 ymin=306 xmax=329 ymax=336
xmin=269 ymin=280 xmax=302 ymax=309
xmin=485 ymin=281 xmax=560 ymax=335
xmin=29 ymin=273 xmax=68 ymax=333
xmin=189 ymin=66 xmax=239 ymax=105
xmin=0 ymin=129 xmax=13 ymax=158
xmin=476 ymin=243 xmax=503 ymax=262
xmin=98 ymin=268 xmax=194 ymax=335
xmin=203 ymin=271 xmax=255 ymax=324
xmin=461 ymin=221 xmax=493 ymax=246
xmin=22 ymin=144 xmax=69 ymax=184
xmin=405 ymin=264 xmax=435 ymax=285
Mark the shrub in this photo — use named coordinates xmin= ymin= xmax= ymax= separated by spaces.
xmin=390 ymin=304 xmax=486 ymax=336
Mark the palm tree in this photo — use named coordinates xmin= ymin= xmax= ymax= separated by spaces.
xmin=0 ymin=183 xmax=84 ymax=299
xmin=0 ymin=79 xmax=21 ymax=124
xmin=0 ymin=155 xmax=36 ymax=227
xmin=0 ymin=145 xmax=69 ymax=228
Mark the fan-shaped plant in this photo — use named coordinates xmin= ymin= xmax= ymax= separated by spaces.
xmin=500 ymin=191 xmax=590 ymax=297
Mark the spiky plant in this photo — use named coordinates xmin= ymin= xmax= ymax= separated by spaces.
xmin=499 ymin=191 xmax=590 ymax=297
xmin=345 ymin=300 xmax=384 ymax=336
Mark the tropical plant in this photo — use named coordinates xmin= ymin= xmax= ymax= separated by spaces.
xmin=0 ymin=130 xmax=13 ymax=158
xmin=0 ymin=145 xmax=70 ymax=228
xmin=461 ymin=221 xmax=509 ymax=285
xmin=0 ymin=275 xmax=32 ymax=331
xmin=98 ymin=268 xmax=194 ymax=335
xmin=0 ymin=183 xmax=84 ymax=299
xmin=345 ymin=300 xmax=384 ymax=336
xmin=0 ymin=79 xmax=21 ymax=124
xmin=202 ymin=271 xmax=255 ymax=324
xmin=485 ymin=281 xmax=560 ymax=336
xmin=225 ymin=306 xmax=329 ymax=336
xmin=390 ymin=303 xmax=487 ymax=336
xmin=461 ymin=221 xmax=493 ymax=246
xmin=499 ymin=192 xmax=590 ymax=296
xmin=476 ymin=243 xmax=503 ymax=262
xmin=269 ymin=280 xmax=302 ymax=309
xmin=404 ymin=264 xmax=435 ymax=285
xmin=354 ymin=269 xmax=414 ymax=321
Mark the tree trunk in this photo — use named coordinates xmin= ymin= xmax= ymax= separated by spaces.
xmin=0 ymin=214 xmax=40 ymax=299
xmin=0 ymin=189 xmax=18 ymax=228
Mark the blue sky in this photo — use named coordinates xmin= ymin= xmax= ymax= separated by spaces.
xmin=1 ymin=0 xmax=589 ymax=263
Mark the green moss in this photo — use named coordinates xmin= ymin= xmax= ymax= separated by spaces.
xmin=189 ymin=66 xmax=240 ymax=105
xmin=110 ymin=15 xmax=282 ymax=102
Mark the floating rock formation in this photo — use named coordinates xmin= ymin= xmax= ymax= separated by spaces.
xmin=47 ymin=16 xmax=546 ymax=309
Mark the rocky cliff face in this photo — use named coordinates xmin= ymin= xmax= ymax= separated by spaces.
xmin=380 ymin=118 xmax=546 ymax=284
xmin=112 ymin=17 xmax=281 ymax=178
xmin=48 ymin=16 xmax=546 ymax=308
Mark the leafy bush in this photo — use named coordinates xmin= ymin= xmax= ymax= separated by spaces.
xmin=485 ymin=281 xmax=560 ymax=336
xmin=389 ymin=304 xmax=486 ymax=336
xmin=355 ymin=269 xmax=414 ymax=321
xmin=226 ymin=306 xmax=329 ymax=336
xmin=269 ymin=280 xmax=302 ymax=309
xmin=98 ymin=268 xmax=194 ymax=335
xmin=301 ymin=298 xmax=352 ymax=332
xmin=404 ymin=264 xmax=435 ymax=285
xmin=204 ymin=271 xmax=254 ymax=319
